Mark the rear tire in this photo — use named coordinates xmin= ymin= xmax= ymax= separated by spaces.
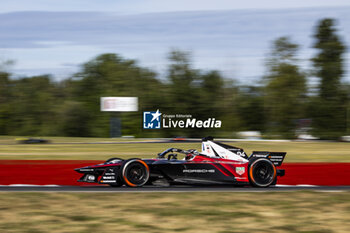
xmin=121 ymin=159 xmax=150 ymax=187
xmin=249 ymin=158 xmax=276 ymax=187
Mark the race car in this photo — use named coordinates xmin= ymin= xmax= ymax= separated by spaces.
xmin=75 ymin=137 xmax=286 ymax=187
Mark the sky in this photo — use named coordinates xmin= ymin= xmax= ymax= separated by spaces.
xmin=1 ymin=0 xmax=350 ymax=13
xmin=1 ymin=1 xmax=350 ymax=82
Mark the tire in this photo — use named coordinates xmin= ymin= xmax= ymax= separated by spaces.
xmin=249 ymin=158 xmax=276 ymax=187
xmin=121 ymin=159 xmax=150 ymax=187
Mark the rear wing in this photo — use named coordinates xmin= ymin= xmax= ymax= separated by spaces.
xmin=249 ymin=151 xmax=286 ymax=166
xmin=200 ymin=137 xmax=286 ymax=165
xmin=201 ymin=137 xmax=248 ymax=162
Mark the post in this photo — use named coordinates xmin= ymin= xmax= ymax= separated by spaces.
xmin=110 ymin=113 xmax=121 ymax=138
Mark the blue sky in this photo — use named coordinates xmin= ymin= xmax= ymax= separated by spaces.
xmin=0 ymin=1 xmax=350 ymax=82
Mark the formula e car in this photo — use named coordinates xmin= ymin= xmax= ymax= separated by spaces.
xmin=75 ymin=137 xmax=286 ymax=187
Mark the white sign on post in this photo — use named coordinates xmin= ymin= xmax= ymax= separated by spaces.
xmin=100 ymin=97 xmax=138 ymax=112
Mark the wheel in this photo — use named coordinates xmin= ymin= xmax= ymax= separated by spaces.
xmin=249 ymin=158 xmax=276 ymax=187
xmin=121 ymin=159 xmax=150 ymax=187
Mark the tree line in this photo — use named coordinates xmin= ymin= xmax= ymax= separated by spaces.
xmin=0 ymin=18 xmax=347 ymax=139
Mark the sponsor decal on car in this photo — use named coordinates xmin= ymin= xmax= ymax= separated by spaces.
xmin=104 ymin=173 xmax=115 ymax=176
xmin=253 ymin=154 xmax=268 ymax=158
xmin=206 ymin=146 xmax=211 ymax=154
xmin=87 ymin=175 xmax=95 ymax=181
xmin=183 ymin=169 xmax=215 ymax=173
xmin=236 ymin=167 xmax=245 ymax=175
xmin=79 ymin=169 xmax=94 ymax=172
xmin=100 ymin=180 xmax=116 ymax=183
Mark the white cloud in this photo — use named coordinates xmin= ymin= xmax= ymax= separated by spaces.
xmin=0 ymin=6 xmax=349 ymax=82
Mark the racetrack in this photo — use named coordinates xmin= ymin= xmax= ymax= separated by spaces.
xmin=1 ymin=160 xmax=350 ymax=186
xmin=0 ymin=185 xmax=349 ymax=192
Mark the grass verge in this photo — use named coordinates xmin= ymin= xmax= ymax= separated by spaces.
xmin=0 ymin=191 xmax=349 ymax=232
xmin=0 ymin=138 xmax=350 ymax=162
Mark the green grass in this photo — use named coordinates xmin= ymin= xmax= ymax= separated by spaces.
xmin=0 ymin=136 xmax=350 ymax=162
xmin=0 ymin=135 xmax=157 ymax=144
xmin=0 ymin=192 xmax=348 ymax=232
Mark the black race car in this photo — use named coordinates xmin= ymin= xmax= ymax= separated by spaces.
xmin=75 ymin=137 xmax=286 ymax=187
xmin=17 ymin=138 xmax=50 ymax=144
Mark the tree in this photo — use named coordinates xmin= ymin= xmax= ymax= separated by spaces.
xmin=59 ymin=101 xmax=90 ymax=137
xmin=236 ymin=86 xmax=264 ymax=131
xmin=163 ymin=50 xmax=198 ymax=137
xmin=67 ymin=53 xmax=163 ymax=137
xmin=8 ymin=75 xmax=60 ymax=136
xmin=198 ymin=71 xmax=224 ymax=119
xmin=166 ymin=50 xmax=199 ymax=112
xmin=0 ymin=72 xmax=11 ymax=135
xmin=264 ymin=37 xmax=307 ymax=138
xmin=311 ymin=18 xmax=347 ymax=139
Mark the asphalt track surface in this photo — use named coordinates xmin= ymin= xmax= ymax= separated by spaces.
xmin=0 ymin=185 xmax=349 ymax=192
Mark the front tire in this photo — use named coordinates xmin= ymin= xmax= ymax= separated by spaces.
xmin=249 ymin=158 xmax=276 ymax=187
xmin=121 ymin=159 xmax=150 ymax=187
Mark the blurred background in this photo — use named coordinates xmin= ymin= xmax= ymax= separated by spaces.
xmin=1 ymin=3 xmax=350 ymax=233
xmin=0 ymin=0 xmax=350 ymax=140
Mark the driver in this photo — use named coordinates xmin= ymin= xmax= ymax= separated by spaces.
xmin=184 ymin=149 xmax=198 ymax=160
